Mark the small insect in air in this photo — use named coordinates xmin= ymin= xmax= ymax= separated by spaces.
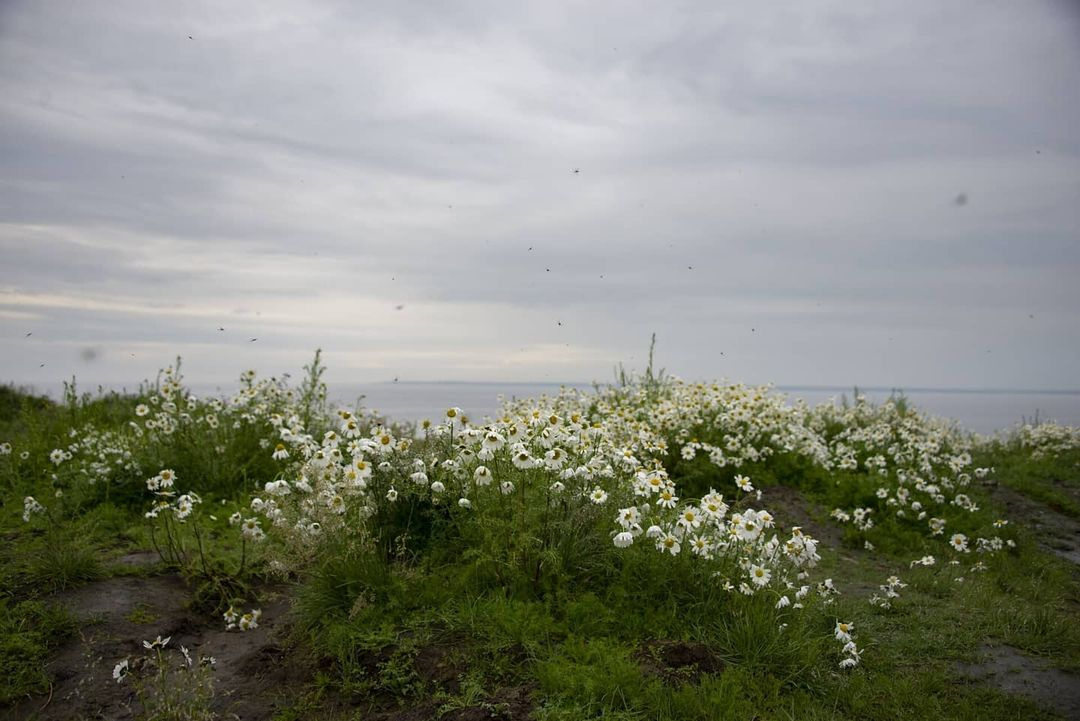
xmin=25 ymin=332 xmax=31 ymax=337
xmin=250 ymin=338 xmax=258 ymax=342
xmin=395 ymin=305 xmax=404 ymax=311
xmin=571 ymin=168 xmax=580 ymax=174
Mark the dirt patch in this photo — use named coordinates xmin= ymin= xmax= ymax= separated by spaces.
xmin=993 ymin=486 xmax=1080 ymax=565
xmin=112 ymin=550 xmax=162 ymax=570
xmin=761 ymin=485 xmax=845 ymax=549
xmin=7 ymin=575 xmax=192 ymax=721
xmin=4 ymin=575 xmax=323 ymax=721
xmin=957 ymin=643 xmax=1080 ymax=717
xmin=442 ymin=684 xmax=536 ymax=721
xmin=359 ymin=684 xmax=535 ymax=721
xmin=414 ymin=641 xmax=467 ymax=694
xmin=761 ymin=485 xmax=897 ymax=598
xmin=635 ymin=640 xmax=724 ymax=685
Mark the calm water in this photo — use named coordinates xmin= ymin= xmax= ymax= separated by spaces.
xmin=328 ymin=383 xmax=1080 ymax=435
xmin=27 ymin=380 xmax=1080 ymax=435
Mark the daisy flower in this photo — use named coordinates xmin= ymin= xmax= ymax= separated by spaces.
xmin=512 ymin=450 xmax=536 ymax=469
xmin=143 ymin=635 xmax=171 ymax=650
xmin=750 ymin=564 xmax=771 ymax=587
xmin=657 ymin=532 xmax=681 ymax=556
xmin=949 ymin=533 xmax=969 ymax=553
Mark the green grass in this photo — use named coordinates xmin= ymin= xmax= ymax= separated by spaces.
xmin=0 ymin=598 xmax=77 ymax=705
xmin=980 ymin=445 xmax=1080 ymax=519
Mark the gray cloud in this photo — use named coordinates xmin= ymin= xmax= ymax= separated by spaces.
xmin=1 ymin=0 xmax=1078 ymax=390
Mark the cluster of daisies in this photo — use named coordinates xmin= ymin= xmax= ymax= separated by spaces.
xmin=24 ymin=363 xmax=314 ymax=500
xmin=1010 ymin=421 xmax=1080 ymax=460
xmin=501 ymin=381 xmax=1010 ymax=552
xmin=244 ymin=385 xmax=835 ymax=610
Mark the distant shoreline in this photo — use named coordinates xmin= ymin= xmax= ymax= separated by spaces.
xmin=5 ymin=379 xmax=1080 ymax=398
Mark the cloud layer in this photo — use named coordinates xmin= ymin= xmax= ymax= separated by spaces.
xmin=2 ymin=0 xmax=1078 ymax=389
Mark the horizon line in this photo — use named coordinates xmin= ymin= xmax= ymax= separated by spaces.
xmin=7 ymin=378 xmax=1080 ymax=397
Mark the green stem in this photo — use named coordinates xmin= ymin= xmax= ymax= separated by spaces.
xmin=191 ymin=516 xmax=210 ymax=577
xmin=149 ymin=522 xmax=165 ymax=563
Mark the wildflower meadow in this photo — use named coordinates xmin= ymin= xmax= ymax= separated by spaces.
xmin=2 ymin=350 xmax=1078 ymax=720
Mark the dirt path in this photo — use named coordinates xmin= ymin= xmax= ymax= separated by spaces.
xmin=993 ymin=485 xmax=1080 ymax=565
xmin=760 ymin=484 xmax=884 ymax=596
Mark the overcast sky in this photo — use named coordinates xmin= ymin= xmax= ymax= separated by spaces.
xmin=1 ymin=0 xmax=1078 ymax=391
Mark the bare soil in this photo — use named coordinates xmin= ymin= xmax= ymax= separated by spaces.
xmin=760 ymin=484 xmax=844 ymax=548
xmin=993 ymin=485 xmax=1080 ymax=565
xmin=634 ymin=640 xmax=724 ymax=685
xmin=957 ymin=643 xmax=1080 ymax=719
xmin=6 ymin=568 xmax=320 ymax=721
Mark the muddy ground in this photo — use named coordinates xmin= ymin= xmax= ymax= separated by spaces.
xmin=992 ymin=485 xmax=1080 ymax=565
xmin=8 ymin=565 xmax=309 ymax=721
xmin=957 ymin=643 xmax=1080 ymax=719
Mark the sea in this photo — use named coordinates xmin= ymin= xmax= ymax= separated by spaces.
xmin=326 ymin=383 xmax=1080 ymax=435
xmin=24 ymin=380 xmax=1080 ymax=436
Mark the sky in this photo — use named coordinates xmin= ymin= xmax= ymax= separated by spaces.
xmin=1 ymin=0 xmax=1078 ymax=391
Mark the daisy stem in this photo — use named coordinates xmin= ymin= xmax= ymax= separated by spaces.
xmin=192 ymin=515 xmax=209 ymax=577
xmin=149 ymin=521 xmax=165 ymax=563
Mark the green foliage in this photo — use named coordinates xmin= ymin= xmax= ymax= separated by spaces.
xmin=0 ymin=599 xmax=77 ymax=705
xmin=23 ymin=526 xmax=105 ymax=592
